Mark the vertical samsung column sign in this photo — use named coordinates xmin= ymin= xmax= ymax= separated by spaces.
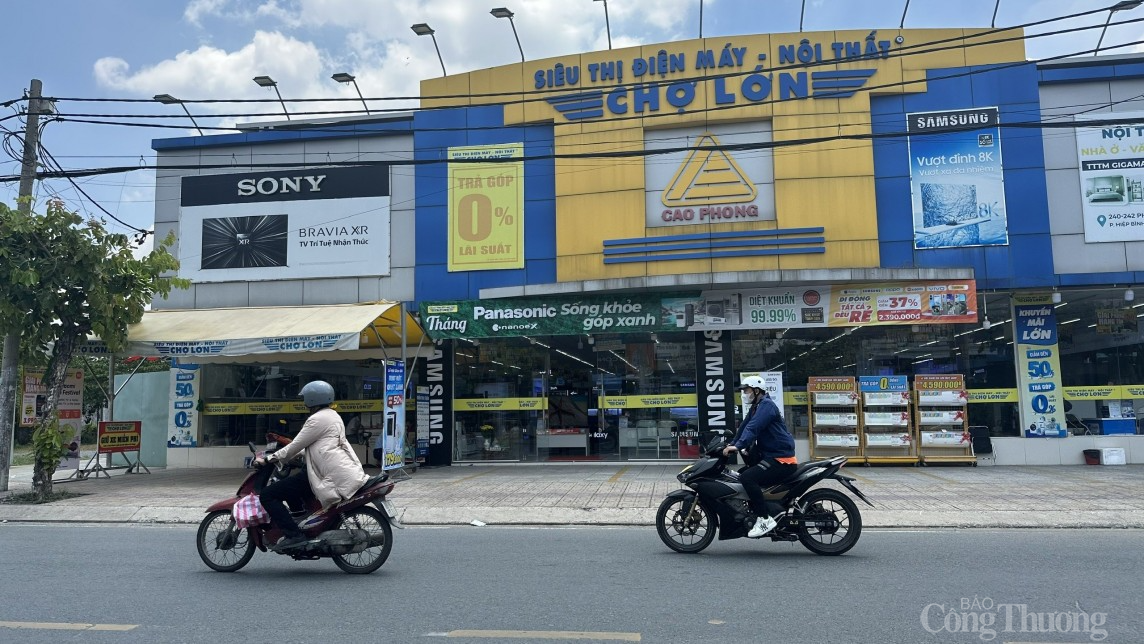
xmin=695 ymin=330 xmax=736 ymax=438
xmin=447 ymin=143 xmax=525 ymax=271
xmin=424 ymin=341 xmax=454 ymax=466
xmin=381 ymin=360 xmax=406 ymax=470
xmin=1012 ymin=295 xmax=1067 ymax=438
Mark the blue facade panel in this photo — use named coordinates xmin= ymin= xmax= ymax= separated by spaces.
xmin=872 ymin=63 xmax=1052 ymax=289
xmin=412 ymin=105 xmax=556 ymax=303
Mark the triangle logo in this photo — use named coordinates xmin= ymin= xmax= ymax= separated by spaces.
xmin=661 ymin=133 xmax=758 ymax=207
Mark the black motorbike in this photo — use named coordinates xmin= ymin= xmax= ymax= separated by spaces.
xmin=657 ymin=431 xmax=874 ymax=555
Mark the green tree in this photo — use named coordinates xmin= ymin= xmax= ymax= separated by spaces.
xmin=0 ymin=200 xmax=186 ymax=500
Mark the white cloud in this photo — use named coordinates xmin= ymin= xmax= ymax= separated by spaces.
xmin=184 ymin=0 xmax=231 ymax=27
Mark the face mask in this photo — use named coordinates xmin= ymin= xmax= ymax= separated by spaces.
xmin=742 ymin=390 xmax=755 ymax=405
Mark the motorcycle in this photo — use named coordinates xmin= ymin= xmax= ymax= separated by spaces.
xmin=195 ymin=432 xmax=403 ymax=574
xmin=657 ymin=430 xmax=874 ymax=556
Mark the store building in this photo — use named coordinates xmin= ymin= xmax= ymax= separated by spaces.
xmin=138 ymin=28 xmax=1144 ymax=468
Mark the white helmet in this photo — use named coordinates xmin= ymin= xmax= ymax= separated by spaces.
xmin=737 ymin=375 xmax=766 ymax=391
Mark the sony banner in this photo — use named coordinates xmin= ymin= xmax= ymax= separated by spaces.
xmin=179 ymin=165 xmax=391 ymax=282
xmin=422 ymin=342 xmax=454 ymax=466
xmin=694 ymin=330 xmax=736 ymax=442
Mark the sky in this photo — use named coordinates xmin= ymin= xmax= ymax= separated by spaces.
xmin=1 ymin=0 xmax=1141 ymax=253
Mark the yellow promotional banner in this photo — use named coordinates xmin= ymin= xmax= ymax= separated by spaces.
xmin=784 ymin=392 xmax=809 ymax=406
xmin=1123 ymin=385 xmax=1144 ymax=399
xmin=1063 ymin=386 xmax=1121 ymax=401
xmin=599 ymin=394 xmax=698 ymax=409
xmin=967 ymin=389 xmax=1018 ymax=404
xmin=454 ymin=397 xmax=547 ymax=411
xmin=202 ymin=400 xmax=383 ymax=415
xmin=447 ymin=143 xmax=524 ymax=271
xmin=98 ymin=421 xmax=142 ymax=454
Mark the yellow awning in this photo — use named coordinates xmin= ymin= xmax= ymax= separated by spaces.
xmin=107 ymin=301 xmax=427 ymax=363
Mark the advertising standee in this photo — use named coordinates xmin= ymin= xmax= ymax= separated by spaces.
xmin=1012 ymin=295 xmax=1067 ymax=438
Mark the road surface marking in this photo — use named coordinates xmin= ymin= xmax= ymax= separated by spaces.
xmin=607 ymin=467 xmax=630 ymax=483
xmin=442 ymin=629 xmax=640 ymax=641
xmin=444 ymin=470 xmax=496 ymax=485
xmin=0 ymin=621 xmax=137 ymax=631
xmin=912 ymin=469 xmax=957 ymax=483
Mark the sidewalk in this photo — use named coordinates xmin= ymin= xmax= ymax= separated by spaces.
xmin=2 ymin=462 xmax=1144 ymax=528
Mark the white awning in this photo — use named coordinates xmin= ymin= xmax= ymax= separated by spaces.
xmin=82 ymin=301 xmax=429 ymax=364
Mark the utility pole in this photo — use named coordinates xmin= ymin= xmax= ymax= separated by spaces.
xmin=0 ymin=79 xmax=44 ymax=491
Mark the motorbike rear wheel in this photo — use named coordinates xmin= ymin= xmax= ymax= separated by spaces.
xmin=196 ymin=510 xmax=255 ymax=572
xmin=796 ymin=488 xmax=862 ymax=556
xmin=332 ymin=506 xmax=393 ymax=574
xmin=656 ymin=494 xmax=716 ymax=554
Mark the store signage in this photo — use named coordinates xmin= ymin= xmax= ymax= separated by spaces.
xmin=538 ymin=35 xmax=891 ymax=122
xmin=22 ymin=368 xmax=84 ymax=469
xmin=815 ymin=434 xmax=860 ymax=447
xmin=447 ymin=144 xmax=525 ymax=271
xmin=645 ymin=123 xmax=775 ymax=228
xmin=419 ymin=293 xmax=701 ymax=339
xmin=598 ymin=394 xmax=698 ymax=408
xmin=179 ymin=166 xmax=390 ymax=282
xmin=689 ymin=281 xmax=976 ymax=330
xmin=915 ymin=374 xmax=968 ymax=406
xmin=1012 ymin=294 xmax=1067 ymax=438
xmin=380 ymin=361 xmax=406 ymax=471
xmin=920 ymin=431 xmax=970 ymax=446
xmin=695 ymin=330 xmax=737 ymax=436
xmin=455 ymin=397 xmax=547 ymax=411
xmin=98 ymin=421 xmax=142 ymax=454
xmin=1096 ymin=308 xmax=1137 ymax=335
xmin=966 ymin=389 xmax=1018 ymax=403
xmin=1074 ymin=112 xmax=1144 ymax=242
xmin=423 ymin=345 xmax=454 ymax=467
xmin=907 ymin=107 xmax=1008 ymax=249
xmin=415 ymin=387 xmax=430 ymax=464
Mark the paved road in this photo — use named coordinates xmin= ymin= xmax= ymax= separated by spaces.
xmin=3 ymin=462 xmax=1144 ymax=528
xmin=0 ymin=524 xmax=1139 ymax=643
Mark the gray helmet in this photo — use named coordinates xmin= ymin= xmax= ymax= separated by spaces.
xmin=299 ymin=380 xmax=336 ymax=408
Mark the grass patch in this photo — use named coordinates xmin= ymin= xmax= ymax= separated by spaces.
xmin=0 ymin=489 xmax=85 ymax=505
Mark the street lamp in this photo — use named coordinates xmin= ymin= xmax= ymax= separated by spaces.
xmin=699 ymin=0 xmax=704 ymax=38
xmin=412 ymin=23 xmax=447 ymax=76
xmin=800 ymin=0 xmax=807 ymax=31
xmin=252 ymin=75 xmax=290 ymax=120
xmin=152 ymin=93 xmax=204 ymax=136
xmin=900 ymin=0 xmax=911 ymax=29
xmin=1095 ymin=1 xmax=1144 ymax=56
xmin=331 ymin=72 xmax=369 ymax=115
xmin=490 ymin=8 xmax=524 ymax=62
xmin=593 ymin=0 xmax=611 ymax=49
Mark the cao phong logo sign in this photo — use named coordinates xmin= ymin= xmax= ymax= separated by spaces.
xmin=645 ymin=123 xmax=776 ymax=228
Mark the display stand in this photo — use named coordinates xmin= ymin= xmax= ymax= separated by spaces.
xmin=807 ymin=377 xmax=862 ymax=464
xmin=915 ymin=375 xmax=975 ymax=465
xmin=859 ymin=375 xmax=917 ymax=465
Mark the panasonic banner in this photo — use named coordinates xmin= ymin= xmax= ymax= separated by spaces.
xmin=178 ymin=166 xmax=390 ymax=282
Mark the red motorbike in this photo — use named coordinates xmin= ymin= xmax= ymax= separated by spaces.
xmin=195 ymin=432 xmax=402 ymax=574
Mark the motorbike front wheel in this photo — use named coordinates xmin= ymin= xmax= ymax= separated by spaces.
xmin=196 ymin=510 xmax=255 ymax=572
xmin=796 ymin=488 xmax=862 ymax=556
xmin=656 ymin=494 xmax=716 ymax=554
xmin=333 ymin=506 xmax=393 ymax=574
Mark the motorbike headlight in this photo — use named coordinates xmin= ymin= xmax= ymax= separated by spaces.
xmin=679 ymin=465 xmax=692 ymax=474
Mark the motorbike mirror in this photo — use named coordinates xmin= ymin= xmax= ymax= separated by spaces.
xmin=248 ymin=442 xmax=257 ymax=454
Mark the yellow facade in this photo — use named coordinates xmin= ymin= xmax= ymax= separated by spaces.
xmin=421 ymin=29 xmax=1026 ymax=283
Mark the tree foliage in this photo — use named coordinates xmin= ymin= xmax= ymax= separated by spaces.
xmin=0 ymin=200 xmax=186 ymax=499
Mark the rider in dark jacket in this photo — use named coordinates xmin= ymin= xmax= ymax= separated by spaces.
xmin=723 ymin=375 xmax=797 ymax=537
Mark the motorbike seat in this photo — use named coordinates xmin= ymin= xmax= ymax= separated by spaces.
xmin=782 ymin=458 xmax=840 ymax=483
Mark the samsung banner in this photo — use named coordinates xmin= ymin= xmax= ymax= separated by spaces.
xmin=907 ymin=107 xmax=1008 ymax=249
xmin=1075 ymin=111 xmax=1144 ymax=242
xmin=1012 ymin=294 xmax=1067 ymax=438
xmin=179 ymin=166 xmax=390 ymax=282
